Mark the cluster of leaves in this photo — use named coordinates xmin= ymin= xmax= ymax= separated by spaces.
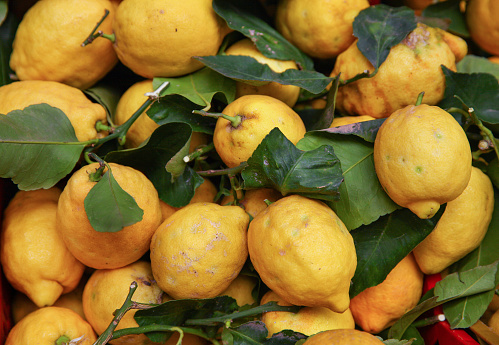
xmin=1 ymin=0 xmax=499 ymax=344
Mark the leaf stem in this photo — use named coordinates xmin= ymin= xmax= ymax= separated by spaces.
xmin=183 ymin=142 xmax=215 ymax=163
xmin=110 ymin=325 xmax=214 ymax=344
xmin=340 ymin=68 xmax=377 ymax=86
xmin=193 ymin=110 xmax=242 ymax=128
xmin=196 ymin=162 xmax=248 ymax=177
xmin=87 ymin=153 xmax=107 ymax=182
xmin=412 ymin=314 xmax=445 ymax=328
xmin=81 ymin=9 xmax=113 ymax=46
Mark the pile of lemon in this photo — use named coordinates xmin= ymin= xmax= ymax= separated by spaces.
xmin=1 ymin=0 xmax=499 ymax=344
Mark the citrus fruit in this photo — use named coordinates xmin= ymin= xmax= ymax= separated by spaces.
xmin=150 ymin=202 xmax=250 ymax=299
xmin=329 ymin=115 xmax=376 ymax=128
xmin=5 ymin=306 xmax=97 ymax=345
xmin=248 ymin=194 xmax=357 ymax=312
xmin=0 ymin=188 xmax=85 ymax=307
xmin=218 ymin=274 xmax=258 ymax=307
xmin=221 ymin=188 xmax=283 ymax=218
xmin=331 ymin=23 xmax=468 ymax=118
xmin=225 ymin=38 xmax=301 ymax=107
xmin=9 ymin=0 xmax=118 ymax=89
xmin=82 ymin=261 xmax=167 ymax=345
xmin=466 ymin=0 xmax=499 ymax=55
xmin=413 ymin=167 xmax=494 ymax=274
xmin=213 ymin=94 xmax=307 ymax=168
xmin=373 ymin=104 xmax=472 ymax=219
xmin=275 ymin=0 xmax=370 ymax=59
xmin=112 ymin=0 xmax=231 ymax=78
xmin=260 ymin=290 xmax=355 ymax=337
xmin=56 ymin=162 xmax=163 ymax=269
xmin=489 ymin=306 xmax=499 ymax=334
xmin=0 ymin=80 xmax=108 ymax=142
xmin=349 ymin=253 xmax=424 ymax=333
xmin=302 ymin=329 xmax=385 ymax=345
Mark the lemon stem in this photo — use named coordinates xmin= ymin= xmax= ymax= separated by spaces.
xmin=412 ymin=314 xmax=446 ymax=328
xmin=55 ymin=335 xmax=71 ymax=345
xmin=183 ymin=142 xmax=215 ymax=163
xmin=87 ymin=152 xmax=107 ymax=182
xmin=415 ymin=92 xmax=424 ymax=106
xmin=81 ymin=9 xmax=113 ymax=46
xmin=192 ymin=110 xmax=242 ymax=128
xmin=95 ymin=120 xmax=114 ymax=133
xmin=197 ymin=162 xmax=248 ymax=177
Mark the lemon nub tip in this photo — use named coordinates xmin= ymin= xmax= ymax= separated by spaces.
xmin=408 ymin=200 xmax=440 ymax=219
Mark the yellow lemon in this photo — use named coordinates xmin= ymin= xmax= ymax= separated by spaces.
xmin=218 ymin=274 xmax=259 ymax=307
xmin=248 ymin=195 xmax=357 ymax=313
xmin=260 ymin=290 xmax=355 ymax=337
xmin=225 ymin=38 xmax=301 ymax=107
xmin=302 ymin=329 xmax=385 ymax=345
xmin=0 ymin=188 xmax=85 ymax=307
xmin=373 ymin=104 xmax=472 ymax=219
xmin=0 ymin=80 xmax=107 ymax=142
xmin=150 ymin=202 xmax=250 ymax=299
xmin=221 ymin=188 xmax=283 ymax=219
xmin=489 ymin=308 xmax=499 ymax=334
xmin=275 ymin=0 xmax=370 ymax=59
xmin=112 ymin=0 xmax=231 ymax=78
xmin=213 ymin=95 xmax=306 ymax=168
xmin=5 ymin=306 xmax=97 ymax=345
xmin=466 ymin=0 xmax=499 ymax=56
xmin=82 ymin=261 xmax=167 ymax=345
xmin=349 ymin=253 xmax=424 ymax=333
xmin=329 ymin=115 xmax=376 ymax=128
xmin=56 ymin=162 xmax=163 ymax=269
xmin=413 ymin=167 xmax=494 ymax=274
xmin=332 ymin=24 xmax=468 ymax=118
xmin=9 ymin=0 xmax=118 ymax=89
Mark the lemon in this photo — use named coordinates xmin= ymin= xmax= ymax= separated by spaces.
xmin=5 ymin=306 xmax=97 ymax=345
xmin=218 ymin=274 xmax=258 ymax=307
xmin=150 ymin=202 xmax=250 ymax=299
xmin=221 ymin=188 xmax=283 ymax=219
xmin=332 ymin=24 xmax=468 ymax=118
xmin=213 ymin=95 xmax=307 ymax=168
xmin=329 ymin=115 xmax=376 ymax=128
xmin=248 ymin=195 xmax=357 ymax=313
xmin=302 ymin=329 xmax=385 ymax=345
xmin=56 ymin=162 xmax=163 ymax=269
xmin=260 ymin=290 xmax=355 ymax=337
xmin=489 ymin=308 xmax=499 ymax=334
xmin=0 ymin=80 xmax=107 ymax=142
xmin=275 ymin=0 xmax=370 ymax=59
xmin=225 ymin=38 xmax=301 ymax=107
xmin=349 ymin=253 xmax=424 ymax=333
xmin=112 ymin=0 xmax=231 ymax=78
xmin=466 ymin=0 xmax=499 ymax=56
xmin=9 ymin=0 xmax=118 ymax=89
xmin=0 ymin=188 xmax=85 ymax=307
xmin=82 ymin=261 xmax=167 ymax=345
xmin=413 ymin=167 xmax=494 ymax=274
xmin=373 ymin=104 xmax=472 ymax=219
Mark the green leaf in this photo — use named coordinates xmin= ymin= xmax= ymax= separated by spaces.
xmin=195 ymin=55 xmax=332 ymax=95
xmin=0 ymin=10 xmax=18 ymax=86
xmin=303 ymin=77 xmax=339 ymax=131
xmin=0 ymin=104 xmax=85 ymax=190
xmin=457 ymin=55 xmax=499 ymax=80
xmin=83 ymin=169 xmax=144 ymax=233
xmin=105 ymin=122 xmax=204 ymax=208
xmin=212 ymin=0 xmax=314 ymax=70
xmin=297 ymin=125 xmax=398 ymax=230
xmin=443 ymin=289 xmax=496 ymax=329
xmin=241 ymin=128 xmax=343 ymax=202
xmin=353 ymin=5 xmax=417 ymax=70
xmin=422 ymin=0 xmax=469 ymax=37
xmin=222 ymin=321 xmax=268 ymax=345
xmin=0 ymin=1 xmax=7 ymax=25
xmin=153 ymin=67 xmax=236 ymax=109
xmin=439 ymin=66 xmax=499 ymax=125
xmin=265 ymin=329 xmax=308 ymax=345
xmin=84 ymin=81 xmax=123 ymax=119
xmin=349 ymin=207 xmax=445 ymax=298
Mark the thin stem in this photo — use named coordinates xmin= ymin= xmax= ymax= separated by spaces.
xmin=87 ymin=152 xmax=107 ymax=182
xmin=111 ymin=325 xmax=210 ymax=343
xmin=196 ymin=162 xmax=248 ymax=177
xmin=95 ymin=120 xmax=114 ymax=133
xmin=446 ymin=107 xmax=469 ymax=118
xmin=412 ymin=314 xmax=445 ymax=328
xmin=193 ymin=110 xmax=241 ymax=128
xmin=415 ymin=92 xmax=424 ymax=106
xmin=82 ymin=10 xmax=112 ymax=46
xmin=468 ymin=107 xmax=499 ymax=160
xmin=339 ymin=68 xmax=377 ymax=86
xmin=183 ymin=142 xmax=215 ymax=163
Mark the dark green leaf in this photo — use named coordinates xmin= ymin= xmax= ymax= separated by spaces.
xmin=222 ymin=321 xmax=268 ymax=345
xmin=457 ymin=55 xmax=499 ymax=80
xmin=422 ymin=0 xmax=469 ymax=37
xmin=439 ymin=66 xmax=499 ymax=125
xmin=303 ymin=77 xmax=339 ymax=131
xmin=0 ymin=1 xmax=7 ymax=25
xmin=153 ymin=67 xmax=236 ymax=109
xmin=0 ymin=10 xmax=19 ymax=86
xmin=84 ymin=81 xmax=122 ymax=119
xmin=353 ymin=5 xmax=417 ymax=69
xmin=265 ymin=329 xmax=308 ymax=345
xmin=350 ymin=207 xmax=445 ymax=298
xmin=297 ymin=128 xmax=398 ymax=230
xmin=487 ymin=158 xmax=499 ymax=189
xmin=0 ymin=104 xmax=85 ymax=190
xmin=105 ymin=122 xmax=204 ymax=208
xmin=83 ymin=169 xmax=144 ymax=233
xmin=311 ymin=118 xmax=386 ymax=143
xmin=241 ymin=128 xmax=343 ymax=202
xmin=196 ymin=55 xmax=332 ymax=95
xmin=443 ymin=289 xmax=496 ymax=329
xmin=212 ymin=0 xmax=314 ymax=70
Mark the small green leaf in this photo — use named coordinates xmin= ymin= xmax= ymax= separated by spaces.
xmin=0 ymin=10 xmax=19 ymax=86
xmin=212 ymin=0 xmax=314 ymax=70
xmin=0 ymin=104 xmax=86 ymax=190
xmin=457 ymin=55 xmax=499 ymax=80
xmin=241 ymin=128 xmax=343 ymax=202
xmin=196 ymin=55 xmax=332 ymax=95
xmin=153 ymin=67 xmax=236 ymax=109
xmin=84 ymin=169 xmax=144 ymax=233
xmin=353 ymin=5 xmax=417 ymax=70
xmin=422 ymin=0 xmax=469 ymax=37
xmin=349 ymin=207 xmax=445 ymax=298
xmin=439 ymin=66 xmax=499 ymax=125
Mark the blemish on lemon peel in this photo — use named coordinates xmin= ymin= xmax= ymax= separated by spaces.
xmin=403 ymin=25 xmax=431 ymax=49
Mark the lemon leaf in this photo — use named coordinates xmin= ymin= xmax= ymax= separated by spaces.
xmin=0 ymin=1 xmax=7 ymax=25
xmin=241 ymin=128 xmax=343 ymax=202
xmin=0 ymin=10 xmax=18 ymax=86
xmin=422 ymin=0 xmax=469 ymax=37
xmin=353 ymin=5 xmax=417 ymax=70
xmin=84 ymin=169 xmax=144 ymax=233
xmin=195 ymin=55 xmax=333 ymax=95
xmin=212 ymin=0 xmax=314 ymax=70
xmin=440 ymin=66 xmax=499 ymax=125
xmin=105 ymin=122 xmax=204 ymax=208
xmin=457 ymin=55 xmax=499 ymax=80
xmin=0 ymin=104 xmax=85 ymax=190
xmin=222 ymin=321 xmax=307 ymax=345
